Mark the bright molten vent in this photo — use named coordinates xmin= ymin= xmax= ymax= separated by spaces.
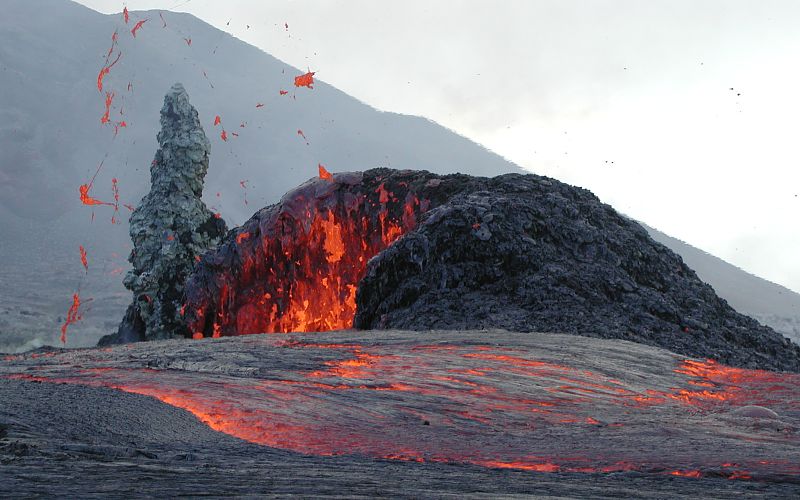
xmin=184 ymin=169 xmax=452 ymax=336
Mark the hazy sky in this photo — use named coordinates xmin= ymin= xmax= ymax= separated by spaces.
xmin=75 ymin=0 xmax=800 ymax=294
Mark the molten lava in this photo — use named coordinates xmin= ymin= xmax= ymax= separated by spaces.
xmin=185 ymin=173 xmax=425 ymax=337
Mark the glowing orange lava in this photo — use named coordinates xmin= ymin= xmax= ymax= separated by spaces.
xmin=294 ymin=71 xmax=315 ymax=89
xmin=186 ymin=180 xmax=423 ymax=337
xmin=318 ymin=164 xmax=333 ymax=181
xmin=60 ymin=293 xmax=82 ymax=344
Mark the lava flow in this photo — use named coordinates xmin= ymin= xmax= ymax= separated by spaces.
xmin=4 ymin=332 xmax=799 ymax=482
xmin=185 ymin=172 xmax=424 ymax=337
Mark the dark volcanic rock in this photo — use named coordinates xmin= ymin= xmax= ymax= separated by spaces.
xmin=101 ymin=84 xmax=226 ymax=344
xmin=354 ymin=173 xmax=800 ymax=372
xmin=183 ymin=168 xmax=800 ymax=371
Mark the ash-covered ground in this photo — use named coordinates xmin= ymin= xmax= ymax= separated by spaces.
xmin=2 ymin=329 xmax=799 ymax=497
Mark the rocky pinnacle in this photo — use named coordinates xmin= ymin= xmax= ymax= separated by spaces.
xmin=104 ymin=83 xmax=227 ymax=344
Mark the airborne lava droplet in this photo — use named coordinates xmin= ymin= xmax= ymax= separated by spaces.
xmin=123 ymin=6 xmax=129 ymax=24
xmin=220 ymin=130 xmax=228 ymax=142
xmin=79 ymin=245 xmax=88 ymax=272
xmin=131 ymin=19 xmax=148 ymax=38
xmin=279 ymin=90 xmax=289 ymax=96
xmin=159 ymin=12 xmax=167 ymax=28
xmin=79 ymin=184 xmax=112 ymax=207
xmin=214 ymin=115 xmax=221 ymax=126
xmin=184 ymin=38 xmax=192 ymax=46
xmin=294 ymin=71 xmax=315 ymax=89
xmin=60 ymin=293 xmax=83 ymax=344
xmin=100 ymin=91 xmax=114 ymax=124
xmin=318 ymin=164 xmax=333 ymax=181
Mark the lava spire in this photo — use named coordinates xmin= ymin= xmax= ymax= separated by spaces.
xmin=103 ymin=83 xmax=227 ymax=344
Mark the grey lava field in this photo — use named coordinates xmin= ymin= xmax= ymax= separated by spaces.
xmin=2 ymin=330 xmax=800 ymax=497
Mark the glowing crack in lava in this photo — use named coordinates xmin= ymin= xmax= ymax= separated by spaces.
xmin=185 ymin=172 xmax=423 ymax=337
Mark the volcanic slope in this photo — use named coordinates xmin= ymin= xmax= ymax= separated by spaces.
xmin=184 ymin=168 xmax=800 ymax=372
xmin=1 ymin=330 xmax=799 ymax=497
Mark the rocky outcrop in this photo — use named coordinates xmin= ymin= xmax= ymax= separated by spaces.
xmin=183 ymin=169 xmax=800 ymax=371
xmin=101 ymin=84 xmax=226 ymax=344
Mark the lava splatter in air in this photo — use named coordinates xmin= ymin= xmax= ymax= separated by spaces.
xmin=318 ymin=164 xmax=333 ymax=181
xmin=131 ymin=19 xmax=148 ymax=38
xmin=123 ymin=6 xmax=129 ymax=24
xmin=60 ymin=293 xmax=83 ymax=344
xmin=79 ymin=245 xmax=88 ymax=272
xmin=79 ymin=184 xmax=113 ymax=207
xmin=294 ymin=71 xmax=315 ymax=89
xmin=100 ymin=91 xmax=114 ymax=124
xmin=159 ymin=12 xmax=167 ymax=28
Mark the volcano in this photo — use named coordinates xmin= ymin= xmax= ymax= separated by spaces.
xmin=182 ymin=168 xmax=800 ymax=372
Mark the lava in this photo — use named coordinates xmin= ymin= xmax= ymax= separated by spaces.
xmin=185 ymin=176 xmax=425 ymax=337
xmin=318 ymin=164 xmax=333 ymax=181
xmin=122 ymin=6 xmax=129 ymax=24
xmin=294 ymin=71 xmax=315 ymax=89
xmin=79 ymin=245 xmax=88 ymax=271
xmin=60 ymin=292 xmax=83 ymax=343
xmin=100 ymin=91 xmax=114 ymax=124
xmin=79 ymin=184 xmax=112 ymax=207
xmin=6 ymin=340 xmax=798 ymax=482
xmin=131 ymin=19 xmax=148 ymax=38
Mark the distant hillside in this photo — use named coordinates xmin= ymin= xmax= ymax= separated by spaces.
xmin=643 ymin=223 xmax=800 ymax=344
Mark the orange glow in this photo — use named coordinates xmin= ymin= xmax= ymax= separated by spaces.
xmin=479 ymin=461 xmax=561 ymax=473
xmin=236 ymin=232 xmax=251 ymax=244
xmin=670 ymin=470 xmax=703 ymax=478
xmin=318 ymin=164 xmax=333 ymax=181
xmin=294 ymin=71 xmax=315 ymax=89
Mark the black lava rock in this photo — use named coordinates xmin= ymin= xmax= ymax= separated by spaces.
xmin=354 ymin=173 xmax=800 ymax=372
